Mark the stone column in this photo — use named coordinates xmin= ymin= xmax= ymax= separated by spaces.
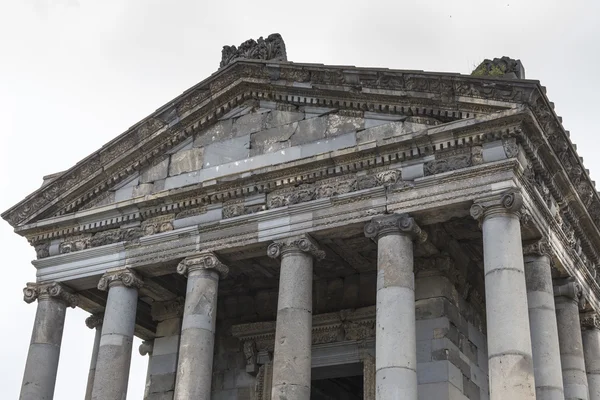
xmin=555 ymin=281 xmax=589 ymax=400
xmin=582 ymin=313 xmax=600 ymax=400
xmin=470 ymin=191 xmax=536 ymax=399
xmin=20 ymin=282 xmax=78 ymax=400
xmin=91 ymin=268 xmax=143 ymax=400
xmin=146 ymin=298 xmax=184 ymax=399
xmin=84 ymin=313 xmax=103 ymax=400
xmin=267 ymin=235 xmax=325 ymax=400
xmin=173 ymin=253 xmax=228 ymax=400
xmin=523 ymin=240 xmax=564 ymax=400
xmin=364 ymin=213 xmax=427 ymax=400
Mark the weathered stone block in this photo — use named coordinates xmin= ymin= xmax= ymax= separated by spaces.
xmin=141 ymin=158 xmax=169 ymax=183
xmin=231 ymin=111 xmax=268 ymax=137
xmin=203 ymin=134 xmax=250 ymax=168
xmin=149 ymin=373 xmax=176 ymax=393
xmin=290 ymin=116 xmax=327 ymax=146
xmin=132 ymin=183 xmax=153 ymax=197
xmin=194 ymin=119 xmax=233 ymax=147
xmin=326 ymin=114 xmax=364 ymax=137
xmin=265 ymin=110 xmax=304 ymax=128
xmin=168 ymin=147 xmax=204 ymax=176
xmin=250 ymin=123 xmax=296 ymax=156
xmin=156 ymin=318 xmax=181 ymax=337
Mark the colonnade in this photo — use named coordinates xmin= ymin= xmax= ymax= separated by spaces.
xmin=17 ymin=191 xmax=600 ymax=400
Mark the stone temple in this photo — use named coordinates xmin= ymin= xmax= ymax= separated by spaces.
xmin=5 ymin=34 xmax=600 ymax=400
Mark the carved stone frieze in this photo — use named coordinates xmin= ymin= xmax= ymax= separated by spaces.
xmin=364 ymin=213 xmax=427 ymax=242
xmin=141 ymin=214 xmax=174 ymax=236
xmin=59 ymin=234 xmax=91 ymax=255
xmin=85 ymin=313 xmax=104 ymax=329
xmin=267 ymin=234 xmax=325 ymax=260
xmin=220 ymin=33 xmax=287 ymax=68
xmin=97 ymin=268 xmax=144 ymax=291
xmin=231 ymin=306 xmax=375 ymax=355
xmin=177 ymin=252 xmax=229 ymax=278
xmin=424 ymin=155 xmax=471 ymax=176
xmin=34 ymin=242 xmax=50 ymax=259
xmin=23 ymin=282 xmax=78 ymax=308
xmin=151 ymin=297 xmax=184 ymax=322
xmin=581 ymin=313 xmax=600 ymax=330
xmin=90 ymin=227 xmax=143 ymax=248
xmin=222 ymin=201 xmax=265 ymax=219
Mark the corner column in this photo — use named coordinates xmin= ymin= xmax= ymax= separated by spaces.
xmin=470 ymin=191 xmax=536 ymax=399
xmin=364 ymin=213 xmax=427 ymax=400
xmin=582 ymin=313 xmax=600 ymax=400
xmin=20 ymin=282 xmax=78 ymax=400
xmin=91 ymin=268 xmax=143 ymax=400
xmin=267 ymin=235 xmax=325 ymax=400
xmin=84 ymin=314 xmax=103 ymax=400
xmin=523 ymin=240 xmax=564 ymax=400
xmin=173 ymin=253 xmax=228 ymax=400
xmin=555 ymin=281 xmax=589 ymax=400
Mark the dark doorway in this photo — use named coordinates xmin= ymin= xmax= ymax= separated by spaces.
xmin=311 ymin=362 xmax=364 ymax=400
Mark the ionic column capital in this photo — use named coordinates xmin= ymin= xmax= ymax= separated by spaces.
xmin=85 ymin=313 xmax=104 ymax=329
xmin=267 ymin=234 xmax=325 ymax=260
xmin=23 ymin=282 xmax=78 ymax=308
xmin=139 ymin=340 xmax=154 ymax=356
xmin=177 ymin=252 xmax=229 ymax=278
xmin=554 ymin=281 xmax=583 ymax=302
xmin=523 ymin=238 xmax=551 ymax=258
xmin=97 ymin=268 xmax=144 ymax=291
xmin=581 ymin=313 xmax=600 ymax=331
xmin=470 ymin=190 xmax=525 ymax=222
xmin=364 ymin=213 xmax=427 ymax=242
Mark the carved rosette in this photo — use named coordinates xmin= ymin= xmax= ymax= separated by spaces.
xmin=470 ymin=190 xmax=525 ymax=223
xmin=177 ymin=252 xmax=229 ymax=278
xmin=85 ymin=313 xmax=104 ymax=329
xmin=523 ymin=239 xmax=551 ymax=258
xmin=581 ymin=313 xmax=600 ymax=331
xmin=23 ymin=282 xmax=78 ymax=308
xmin=364 ymin=213 xmax=427 ymax=242
xmin=139 ymin=340 xmax=154 ymax=356
xmin=97 ymin=268 xmax=144 ymax=291
xmin=266 ymin=234 xmax=325 ymax=260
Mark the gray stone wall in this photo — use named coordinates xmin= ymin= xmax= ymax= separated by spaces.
xmin=209 ymin=271 xmax=488 ymax=399
xmin=416 ymin=274 xmax=488 ymax=400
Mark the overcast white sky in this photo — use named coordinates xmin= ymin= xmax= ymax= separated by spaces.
xmin=1 ymin=0 xmax=599 ymax=398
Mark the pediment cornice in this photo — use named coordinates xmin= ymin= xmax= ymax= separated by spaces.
xmin=1 ymin=59 xmax=589 ymax=237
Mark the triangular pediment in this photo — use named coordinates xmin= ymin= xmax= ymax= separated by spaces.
xmin=1 ymin=59 xmax=551 ymax=229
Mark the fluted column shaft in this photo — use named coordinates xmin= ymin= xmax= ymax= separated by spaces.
xmin=471 ymin=192 xmax=536 ymax=399
xmin=555 ymin=282 xmax=589 ymax=400
xmin=20 ymin=283 xmax=78 ymax=400
xmin=582 ymin=314 xmax=600 ymax=400
xmin=268 ymin=235 xmax=324 ymax=400
xmin=365 ymin=214 xmax=426 ymax=400
xmin=173 ymin=253 xmax=228 ymax=400
xmin=84 ymin=314 xmax=103 ymax=400
xmin=91 ymin=268 xmax=143 ymax=400
xmin=524 ymin=242 xmax=564 ymax=400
